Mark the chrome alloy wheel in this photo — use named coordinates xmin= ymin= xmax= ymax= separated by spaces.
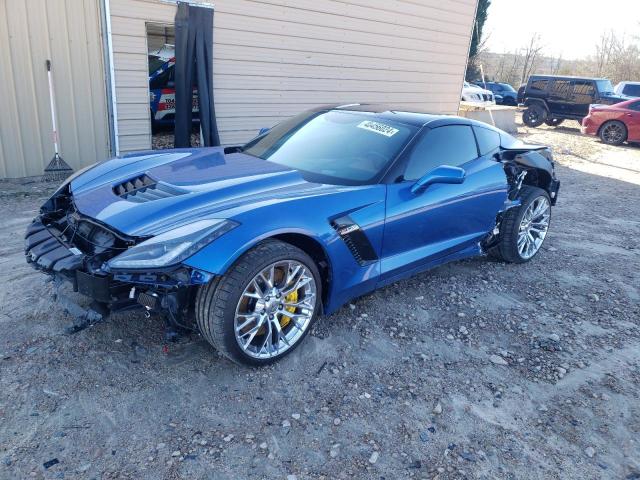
xmin=517 ymin=196 xmax=550 ymax=260
xmin=234 ymin=261 xmax=317 ymax=359
xmin=601 ymin=122 xmax=625 ymax=144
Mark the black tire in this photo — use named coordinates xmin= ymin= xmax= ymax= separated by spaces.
xmin=599 ymin=120 xmax=627 ymax=146
xmin=522 ymin=104 xmax=547 ymax=127
xmin=195 ymin=240 xmax=322 ymax=366
xmin=489 ymin=186 xmax=551 ymax=264
xmin=544 ymin=118 xmax=564 ymax=127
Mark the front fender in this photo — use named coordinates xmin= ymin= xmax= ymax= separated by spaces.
xmin=183 ymin=225 xmax=330 ymax=276
xmin=182 ymin=186 xmax=387 ymax=314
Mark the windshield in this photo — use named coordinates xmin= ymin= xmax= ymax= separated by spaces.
xmin=242 ymin=110 xmax=418 ymax=184
xmin=595 ymin=79 xmax=614 ymax=94
xmin=623 ymin=84 xmax=640 ymax=97
xmin=148 ymin=55 xmax=166 ymax=75
xmin=501 ymin=83 xmax=516 ymax=92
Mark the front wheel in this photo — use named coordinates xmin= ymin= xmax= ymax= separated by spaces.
xmin=195 ymin=240 xmax=321 ymax=366
xmin=489 ymin=186 xmax=551 ymax=263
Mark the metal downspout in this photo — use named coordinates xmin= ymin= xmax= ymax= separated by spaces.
xmin=101 ymin=0 xmax=120 ymax=157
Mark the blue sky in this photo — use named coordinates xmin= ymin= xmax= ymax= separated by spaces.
xmin=483 ymin=0 xmax=639 ymax=60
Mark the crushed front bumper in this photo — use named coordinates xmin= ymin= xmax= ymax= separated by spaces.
xmin=25 ymin=220 xmax=84 ymax=274
xmin=25 ymin=219 xmax=132 ymax=305
xmin=25 ymin=218 xmax=207 ymax=334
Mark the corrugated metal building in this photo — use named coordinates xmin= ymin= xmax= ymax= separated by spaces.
xmin=0 ymin=0 xmax=477 ymax=179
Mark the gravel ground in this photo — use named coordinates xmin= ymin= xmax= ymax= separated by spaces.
xmin=152 ymin=130 xmax=201 ymax=150
xmin=1 ymin=119 xmax=639 ymax=480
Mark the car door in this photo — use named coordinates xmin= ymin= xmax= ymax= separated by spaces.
xmin=625 ymin=101 xmax=640 ymax=141
xmin=571 ymin=80 xmax=597 ymax=117
xmin=547 ymin=79 xmax=573 ymax=115
xmin=379 ymin=124 xmax=508 ymax=284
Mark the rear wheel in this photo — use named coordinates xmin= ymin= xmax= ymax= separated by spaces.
xmin=599 ymin=120 xmax=627 ymax=145
xmin=544 ymin=118 xmax=564 ymax=127
xmin=489 ymin=186 xmax=551 ymax=263
xmin=522 ymin=104 xmax=547 ymax=127
xmin=195 ymin=240 xmax=321 ymax=366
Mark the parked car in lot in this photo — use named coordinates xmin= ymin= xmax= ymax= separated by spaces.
xmin=614 ymin=81 xmax=640 ymax=98
xmin=581 ymin=97 xmax=640 ymax=145
xmin=520 ymin=75 xmax=627 ymax=127
xmin=148 ymin=52 xmax=199 ymax=130
xmin=461 ymin=81 xmax=496 ymax=105
xmin=25 ymin=104 xmax=559 ymax=365
xmin=475 ymin=81 xmax=518 ymax=105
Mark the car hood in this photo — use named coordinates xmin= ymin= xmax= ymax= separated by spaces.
xmin=70 ymin=148 xmax=354 ymax=237
xmin=464 ymin=85 xmax=492 ymax=95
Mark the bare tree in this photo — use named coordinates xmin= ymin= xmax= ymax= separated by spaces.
xmin=592 ymin=30 xmax=640 ymax=83
xmin=520 ymin=34 xmax=544 ymax=84
xmin=595 ymin=31 xmax=616 ymax=76
xmin=550 ymin=52 xmax=563 ymax=75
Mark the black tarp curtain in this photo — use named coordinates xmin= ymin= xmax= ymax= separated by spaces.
xmin=174 ymin=2 xmax=220 ymax=147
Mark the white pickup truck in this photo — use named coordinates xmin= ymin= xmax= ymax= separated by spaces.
xmin=461 ymin=81 xmax=496 ymax=105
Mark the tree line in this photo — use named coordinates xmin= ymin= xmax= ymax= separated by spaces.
xmin=470 ymin=30 xmax=640 ymax=87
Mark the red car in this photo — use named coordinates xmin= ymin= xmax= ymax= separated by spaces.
xmin=581 ymin=98 xmax=640 ymax=145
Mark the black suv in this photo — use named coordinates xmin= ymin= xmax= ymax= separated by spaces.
xmin=520 ymin=75 xmax=627 ymax=127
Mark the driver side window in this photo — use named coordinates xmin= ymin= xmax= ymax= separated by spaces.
xmin=404 ymin=126 xmax=478 ymax=181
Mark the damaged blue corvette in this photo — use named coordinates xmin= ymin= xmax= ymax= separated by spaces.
xmin=26 ymin=104 xmax=559 ymax=365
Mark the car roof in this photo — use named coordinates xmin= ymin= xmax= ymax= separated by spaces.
xmin=318 ymin=103 xmax=474 ymax=128
xmin=529 ymin=74 xmax=610 ymax=82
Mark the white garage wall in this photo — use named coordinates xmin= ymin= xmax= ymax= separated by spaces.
xmin=0 ymin=0 xmax=110 ymax=178
xmin=109 ymin=0 xmax=477 ymax=153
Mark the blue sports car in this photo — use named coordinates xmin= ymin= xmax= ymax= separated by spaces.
xmin=26 ymin=105 xmax=559 ymax=365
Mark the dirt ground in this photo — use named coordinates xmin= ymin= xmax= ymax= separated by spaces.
xmin=1 ymin=118 xmax=639 ymax=480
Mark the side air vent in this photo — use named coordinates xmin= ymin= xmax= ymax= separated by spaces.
xmin=331 ymin=215 xmax=378 ymax=266
xmin=113 ymin=174 xmax=187 ymax=203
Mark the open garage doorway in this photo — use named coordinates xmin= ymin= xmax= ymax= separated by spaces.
xmin=146 ymin=22 xmax=201 ymax=150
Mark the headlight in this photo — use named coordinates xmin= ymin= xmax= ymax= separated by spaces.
xmin=107 ymin=219 xmax=238 ymax=269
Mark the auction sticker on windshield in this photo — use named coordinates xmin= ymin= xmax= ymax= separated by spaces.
xmin=357 ymin=120 xmax=399 ymax=137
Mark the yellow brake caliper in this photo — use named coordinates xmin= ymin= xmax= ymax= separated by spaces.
xmin=279 ymin=290 xmax=298 ymax=328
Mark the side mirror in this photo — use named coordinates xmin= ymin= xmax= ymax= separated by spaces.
xmin=410 ymin=165 xmax=466 ymax=194
xmin=258 ymin=127 xmax=270 ymax=135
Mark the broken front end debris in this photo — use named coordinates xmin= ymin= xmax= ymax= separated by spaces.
xmin=25 ymin=185 xmax=212 ymax=333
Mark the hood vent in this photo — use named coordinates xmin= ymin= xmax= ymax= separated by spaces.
xmin=113 ymin=174 xmax=187 ymax=203
xmin=331 ymin=215 xmax=378 ymax=266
